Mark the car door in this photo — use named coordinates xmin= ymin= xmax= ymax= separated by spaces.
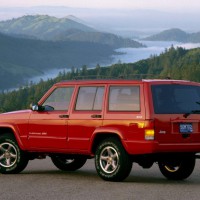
xmin=28 ymin=86 xmax=74 ymax=150
xmin=68 ymin=85 xmax=105 ymax=150
xmin=103 ymin=84 xmax=146 ymax=151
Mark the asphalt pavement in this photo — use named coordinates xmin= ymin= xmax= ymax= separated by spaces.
xmin=0 ymin=157 xmax=200 ymax=200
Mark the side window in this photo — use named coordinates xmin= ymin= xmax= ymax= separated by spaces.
xmin=75 ymin=86 xmax=104 ymax=111
xmin=42 ymin=87 xmax=74 ymax=111
xmin=109 ymin=86 xmax=140 ymax=111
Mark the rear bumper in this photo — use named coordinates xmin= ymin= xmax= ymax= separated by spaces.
xmin=156 ymin=143 xmax=200 ymax=153
xmin=123 ymin=140 xmax=200 ymax=155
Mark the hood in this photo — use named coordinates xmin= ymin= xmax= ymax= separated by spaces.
xmin=0 ymin=109 xmax=32 ymax=120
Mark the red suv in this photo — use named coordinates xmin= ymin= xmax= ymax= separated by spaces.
xmin=0 ymin=79 xmax=200 ymax=181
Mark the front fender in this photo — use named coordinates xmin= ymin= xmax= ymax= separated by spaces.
xmin=0 ymin=124 xmax=26 ymax=150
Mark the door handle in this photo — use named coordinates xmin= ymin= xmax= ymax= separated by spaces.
xmin=91 ymin=114 xmax=102 ymax=118
xmin=59 ymin=115 xmax=69 ymax=118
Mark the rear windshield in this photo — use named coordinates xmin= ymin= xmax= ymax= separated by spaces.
xmin=151 ymin=84 xmax=200 ymax=114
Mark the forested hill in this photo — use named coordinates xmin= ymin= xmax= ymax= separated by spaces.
xmin=0 ymin=15 xmax=145 ymax=90
xmin=0 ymin=32 xmax=115 ymax=90
xmin=0 ymin=15 xmax=144 ymax=48
xmin=1 ymin=46 xmax=200 ymax=112
xmin=0 ymin=15 xmax=95 ymax=39
xmin=143 ymin=28 xmax=200 ymax=43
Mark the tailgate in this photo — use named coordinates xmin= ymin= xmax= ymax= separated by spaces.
xmin=154 ymin=115 xmax=200 ymax=144
xmin=151 ymin=83 xmax=200 ymax=145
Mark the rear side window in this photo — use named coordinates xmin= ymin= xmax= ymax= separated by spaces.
xmin=75 ymin=86 xmax=104 ymax=111
xmin=108 ymin=86 xmax=140 ymax=111
xmin=152 ymin=84 xmax=200 ymax=114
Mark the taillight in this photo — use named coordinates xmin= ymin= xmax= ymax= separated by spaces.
xmin=145 ymin=129 xmax=155 ymax=140
xmin=145 ymin=120 xmax=155 ymax=140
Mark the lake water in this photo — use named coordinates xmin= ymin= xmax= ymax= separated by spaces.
xmin=111 ymin=41 xmax=200 ymax=64
xmin=29 ymin=41 xmax=200 ymax=83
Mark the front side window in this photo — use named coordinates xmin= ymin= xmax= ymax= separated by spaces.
xmin=42 ymin=87 xmax=74 ymax=111
xmin=109 ymin=86 xmax=140 ymax=111
xmin=75 ymin=86 xmax=104 ymax=111
xmin=152 ymin=84 xmax=200 ymax=114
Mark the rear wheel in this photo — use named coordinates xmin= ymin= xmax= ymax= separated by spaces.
xmin=0 ymin=133 xmax=28 ymax=174
xmin=95 ymin=138 xmax=132 ymax=182
xmin=51 ymin=155 xmax=87 ymax=171
xmin=158 ymin=155 xmax=195 ymax=180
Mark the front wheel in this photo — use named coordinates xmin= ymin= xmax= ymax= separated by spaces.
xmin=0 ymin=133 xmax=28 ymax=174
xmin=158 ymin=155 xmax=195 ymax=180
xmin=95 ymin=138 xmax=132 ymax=182
xmin=51 ymin=155 xmax=87 ymax=171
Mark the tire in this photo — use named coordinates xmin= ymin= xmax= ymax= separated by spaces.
xmin=158 ymin=155 xmax=195 ymax=180
xmin=0 ymin=133 xmax=28 ymax=174
xmin=95 ymin=138 xmax=132 ymax=182
xmin=51 ymin=155 xmax=87 ymax=171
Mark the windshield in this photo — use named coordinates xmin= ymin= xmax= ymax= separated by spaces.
xmin=151 ymin=84 xmax=200 ymax=114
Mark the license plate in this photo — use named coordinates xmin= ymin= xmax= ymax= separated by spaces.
xmin=180 ymin=123 xmax=193 ymax=133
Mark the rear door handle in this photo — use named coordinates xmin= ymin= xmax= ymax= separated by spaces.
xmin=91 ymin=114 xmax=102 ymax=118
xmin=59 ymin=114 xmax=69 ymax=118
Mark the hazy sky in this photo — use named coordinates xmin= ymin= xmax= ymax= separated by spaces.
xmin=0 ymin=0 xmax=199 ymax=11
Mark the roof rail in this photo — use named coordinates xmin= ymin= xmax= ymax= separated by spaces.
xmin=71 ymin=74 xmax=166 ymax=80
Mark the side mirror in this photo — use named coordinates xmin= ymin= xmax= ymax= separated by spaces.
xmin=30 ymin=103 xmax=54 ymax=111
xmin=30 ymin=103 xmax=39 ymax=111
xmin=30 ymin=103 xmax=44 ymax=111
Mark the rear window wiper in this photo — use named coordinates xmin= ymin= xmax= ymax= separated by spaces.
xmin=196 ymin=101 xmax=200 ymax=105
xmin=183 ymin=110 xmax=200 ymax=118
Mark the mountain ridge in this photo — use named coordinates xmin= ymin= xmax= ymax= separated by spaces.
xmin=0 ymin=15 xmax=95 ymax=40
xmin=143 ymin=28 xmax=200 ymax=43
xmin=0 ymin=15 xmax=145 ymax=48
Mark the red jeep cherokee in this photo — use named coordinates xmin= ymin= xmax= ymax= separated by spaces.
xmin=0 ymin=79 xmax=200 ymax=181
